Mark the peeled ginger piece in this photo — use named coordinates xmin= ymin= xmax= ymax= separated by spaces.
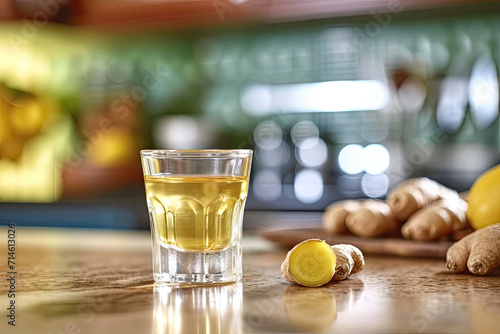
xmin=281 ymin=239 xmax=336 ymax=287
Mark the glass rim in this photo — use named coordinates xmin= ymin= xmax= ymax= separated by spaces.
xmin=140 ymin=149 xmax=253 ymax=158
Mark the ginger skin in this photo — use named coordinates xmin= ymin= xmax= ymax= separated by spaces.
xmin=343 ymin=244 xmax=365 ymax=274
xmin=446 ymin=223 xmax=500 ymax=275
xmin=331 ymin=244 xmax=365 ymax=280
xmin=323 ymin=200 xmax=399 ymax=237
xmin=331 ymin=245 xmax=353 ymax=280
xmin=323 ymin=178 xmax=470 ymax=241
xmin=322 ymin=200 xmax=363 ymax=235
xmin=387 ymin=178 xmax=459 ymax=222
xmin=401 ymin=198 xmax=469 ymax=241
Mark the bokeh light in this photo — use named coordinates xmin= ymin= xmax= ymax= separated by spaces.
xmin=338 ymin=144 xmax=390 ymax=175
xmin=253 ymin=170 xmax=282 ymax=201
xmin=361 ymin=144 xmax=390 ymax=175
xmin=297 ymin=138 xmax=328 ymax=167
xmin=291 ymin=121 xmax=319 ymax=149
xmin=338 ymin=144 xmax=364 ymax=174
xmin=256 ymin=142 xmax=290 ymax=167
xmin=294 ymin=169 xmax=323 ymax=203
xmin=253 ymin=120 xmax=283 ymax=150
xmin=361 ymin=173 xmax=389 ymax=198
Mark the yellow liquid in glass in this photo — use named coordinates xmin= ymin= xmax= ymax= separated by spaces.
xmin=145 ymin=175 xmax=249 ymax=252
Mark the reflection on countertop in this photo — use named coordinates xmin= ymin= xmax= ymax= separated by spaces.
xmin=0 ymin=227 xmax=499 ymax=334
xmin=283 ymin=285 xmax=339 ymax=332
xmin=154 ymin=283 xmax=243 ymax=334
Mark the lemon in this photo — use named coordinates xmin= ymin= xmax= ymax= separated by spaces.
xmin=467 ymin=165 xmax=500 ymax=229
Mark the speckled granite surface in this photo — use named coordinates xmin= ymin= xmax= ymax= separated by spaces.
xmin=0 ymin=227 xmax=499 ymax=333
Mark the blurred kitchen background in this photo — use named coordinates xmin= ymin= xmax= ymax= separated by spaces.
xmin=0 ymin=0 xmax=499 ymax=230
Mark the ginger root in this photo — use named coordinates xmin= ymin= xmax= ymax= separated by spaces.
xmin=331 ymin=244 xmax=365 ymax=280
xmin=322 ymin=177 xmax=473 ymax=242
xmin=281 ymin=240 xmax=364 ymax=286
xmin=323 ymin=200 xmax=399 ymax=237
xmin=281 ymin=239 xmax=337 ymax=287
xmin=459 ymin=191 xmax=469 ymax=202
xmin=401 ymin=198 xmax=469 ymax=241
xmin=322 ymin=200 xmax=363 ymax=235
xmin=446 ymin=223 xmax=500 ymax=275
xmin=387 ymin=178 xmax=459 ymax=222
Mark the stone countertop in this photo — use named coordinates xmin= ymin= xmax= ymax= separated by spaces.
xmin=0 ymin=227 xmax=499 ymax=334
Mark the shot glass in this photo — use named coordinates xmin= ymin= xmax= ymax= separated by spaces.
xmin=141 ymin=149 xmax=253 ymax=284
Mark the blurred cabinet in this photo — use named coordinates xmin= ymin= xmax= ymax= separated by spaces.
xmin=1 ymin=3 xmax=500 ymax=211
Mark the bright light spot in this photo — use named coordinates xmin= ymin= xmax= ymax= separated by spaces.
xmin=154 ymin=116 xmax=199 ymax=149
xmin=437 ymin=76 xmax=468 ymax=133
xmin=294 ymin=169 xmax=323 ymax=203
xmin=339 ymin=144 xmax=390 ymax=175
xmin=398 ymin=77 xmax=427 ymax=113
xmin=256 ymin=142 xmax=290 ymax=167
xmin=313 ymin=80 xmax=389 ymax=113
xmin=253 ymin=120 xmax=282 ymax=150
xmin=361 ymin=173 xmax=389 ymax=198
xmin=240 ymin=85 xmax=272 ymax=116
xmin=338 ymin=144 xmax=364 ymax=174
xmin=468 ymin=54 xmax=499 ymax=130
xmin=361 ymin=144 xmax=390 ymax=175
xmin=297 ymin=138 xmax=328 ymax=167
xmin=253 ymin=170 xmax=282 ymax=201
xmin=241 ymin=80 xmax=389 ymax=115
xmin=291 ymin=121 xmax=319 ymax=149
xmin=337 ymin=175 xmax=362 ymax=196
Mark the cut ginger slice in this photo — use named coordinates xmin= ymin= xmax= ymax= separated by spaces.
xmin=281 ymin=239 xmax=337 ymax=287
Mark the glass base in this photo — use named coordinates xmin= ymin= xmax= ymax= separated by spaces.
xmin=152 ymin=243 xmax=242 ymax=284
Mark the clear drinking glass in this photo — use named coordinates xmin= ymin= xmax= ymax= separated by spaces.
xmin=141 ymin=149 xmax=253 ymax=284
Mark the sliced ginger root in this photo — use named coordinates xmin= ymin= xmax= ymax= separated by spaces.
xmin=446 ymin=223 xmax=500 ymax=275
xmin=281 ymin=239 xmax=337 ymax=287
xmin=281 ymin=240 xmax=365 ymax=286
xmin=331 ymin=244 xmax=365 ymax=280
xmin=387 ymin=178 xmax=459 ymax=222
xmin=323 ymin=199 xmax=398 ymax=237
xmin=401 ymin=198 xmax=469 ymax=241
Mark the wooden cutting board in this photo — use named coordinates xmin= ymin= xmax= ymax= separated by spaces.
xmin=259 ymin=228 xmax=455 ymax=259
